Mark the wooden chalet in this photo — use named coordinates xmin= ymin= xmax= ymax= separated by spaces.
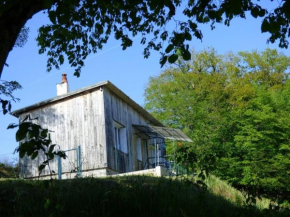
xmin=11 ymin=75 xmax=192 ymax=179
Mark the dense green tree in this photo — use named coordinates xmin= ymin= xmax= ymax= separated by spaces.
xmin=145 ymin=48 xmax=290 ymax=195
xmin=218 ymin=86 xmax=290 ymax=190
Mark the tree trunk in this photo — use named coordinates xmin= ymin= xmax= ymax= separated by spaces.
xmin=0 ymin=0 xmax=51 ymax=78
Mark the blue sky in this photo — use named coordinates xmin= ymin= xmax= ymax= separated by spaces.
xmin=1 ymin=2 xmax=290 ymax=162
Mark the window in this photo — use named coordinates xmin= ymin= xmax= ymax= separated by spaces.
xmin=114 ymin=121 xmax=127 ymax=153
xmin=136 ymin=137 xmax=142 ymax=161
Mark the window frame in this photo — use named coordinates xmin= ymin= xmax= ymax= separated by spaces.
xmin=113 ymin=121 xmax=127 ymax=153
xmin=136 ymin=137 xmax=142 ymax=161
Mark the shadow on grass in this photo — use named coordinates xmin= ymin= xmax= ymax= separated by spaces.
xmin=0 ymin=176 xmax=289 ymax=217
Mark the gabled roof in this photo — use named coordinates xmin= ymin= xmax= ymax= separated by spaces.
xmin=11 ymin=80 xmax=163 ymax=126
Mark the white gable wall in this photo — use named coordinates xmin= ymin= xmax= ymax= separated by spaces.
xmin=19 ymin=88 xmax=107 ymax=178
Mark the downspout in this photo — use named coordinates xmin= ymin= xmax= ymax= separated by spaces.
xmin=154 ymin=138 xmax=157 ymax=167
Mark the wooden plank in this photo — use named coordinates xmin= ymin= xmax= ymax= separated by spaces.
xmin=17 ymin=89 xmax=108 ymax=178
xmin=98 ymin=89 xmax=107 ymax=168
xmin=103 ymin=87 xmax=153 ymax=173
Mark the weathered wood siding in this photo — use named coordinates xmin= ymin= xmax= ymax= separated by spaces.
xmin=19 ymin=88 xmax=107 ymax=178
xmin=103 ymin=87 xmax=152 ymax=173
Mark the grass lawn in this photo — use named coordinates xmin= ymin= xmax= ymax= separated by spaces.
xmin=0 ymin=175 xmax=289 ymax=217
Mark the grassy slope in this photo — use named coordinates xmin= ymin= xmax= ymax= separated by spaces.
xmin=0 ymin=165 xmax=18 ymax=178
xmin=205 ymin=175 xmax=272 ymax=209
xmin=0 ymin=175 xmax=289 ymax=217
xmin=0 ymin=167 xmax=10 ymax=178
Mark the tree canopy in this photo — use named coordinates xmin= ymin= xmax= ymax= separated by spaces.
xmin=145 ymin=48 xmax=290 ymax=199
xmin=1 ymin=0 xmax=290 ymax=79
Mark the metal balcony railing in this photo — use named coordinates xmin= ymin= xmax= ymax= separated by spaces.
xmin=143 ymin=156 xmax=190 ymax=176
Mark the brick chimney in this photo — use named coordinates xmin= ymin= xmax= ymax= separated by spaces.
xmin=56 ymin=73 xmax=69 ymax=96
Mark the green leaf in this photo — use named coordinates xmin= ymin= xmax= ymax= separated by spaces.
xmin=48 ymin=144 xmax=56 ymax=154
xmin=44 ymin=198 xmax=51 ymax=209
xmin=19 ymin=150 xmax=25 ymax=158
xmin=28 ymin=131 xmax=34 ymax=139
xmin=258 ymin=9 xmax=266 ymax=17
xmin=182 ymin=50 xmax=191 ymax=61
xmin=168 ymin=54 xmax=178 ymax=63
xmin=41 ymin=129 xmax=48 ymax=138
xmin=26 ymin=141 xmax=36 ymax=156
xmin=43 ymin=139 xmax=51 ymax=147
xmin=74 ymin=71 xmax=80 ymax=77
xmin=194 ymin=30 xmax=202 ymax=40
xmin=261 ymin=19 xmax=269 ymax=32
xmin=160 ymin=31 xmax=168 ymax=40
xmin=1 ymin=100 xmax=8 ymax=114
xmin=31 ymin=124 xmax=40 ymax=138
xmin=268 ymin=21 xmax=280 ymax=33
xmin=185 ymin=32 xmax=192 ymax=41
xmin=49 ymin=11 xmax=57 ymax=24
xmin=160 ymin=55 xmax=167 ymax=67
xmin=59 ymin=55 xmax=64 ymax=65
xmin=58 ymin=13 xmax=70 ymax=25
xmin=56 ymin=151 xmax=67 ymax=159
xmin=39 ymin=164 xmax=46 ymax=171
xmin=207 ymin=10 xmax=216 ymax=19
xmin=3 ymin=109 xmax=8 ymax=115
xmin=31 ymin=151 xmax=38 ymax=160
xmin=189 ymin=21 xmax=197 ymax=31
xmin=251 ymin=7 xmax=259 ymax=18
xmin=7 ymin=123 xmax=18 ymax=129
xmin=48 ymin=152 xmax=54 ymax=160
xmin=165 ymin=44 xmax=174 ymax=53
xmin=16 ymin=122 xmax=31 ymax=141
